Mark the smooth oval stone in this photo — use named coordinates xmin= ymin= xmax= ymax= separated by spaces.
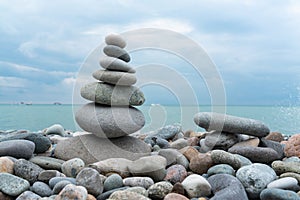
xmin=16 ymin=191 xmax=41 ymax=200
xmin=207 ymin=174 xmax=248 ymax=200
xmin=0 ymin=173 xmax=30 ymax=196
xmin=0 ymin=133 xmax=51 ymax=153
xmin=181 ymin=174 xmax=211 ymax=198
xmin=236 ymin=163 xmax=277 ymax=199
xmin=45 ymin=124 xmax=65 ymax=136
xmin=54 ymin=134 xmax=151 ymax=164
xmin=272 ymin=161 xmax=300 ymax=174
xmin=228 ymin=146 xmax=281 ymax=163
xmin=99 ymin=57 xmax=135 ymax=73
xmin=164 ymin=164 xmax=187 ymax=184
xmin=147 ymin=181 xmax=173 ymax=199
xmin=29 ymin=156 xmax=65 ymax=170
xmin=123 ymin=177 xmax=154 ymax=189
xmin=267 ymin=177 xmax=298 ymax=190
xmin=49 ymin=177 xmax=76 ymax=189
xmin=105 ymin=34 xmax=126 ymax=48
xmin=128 ymin=155 xmax=167 ymax=182
xmin=260 ymin=188 xmax=299 ymax=200
xmin=211 ymin=150 xmax=242 ymax=169
xmin=0 ymin=140 xmax=35 ymax=159
xmin=55 ymin=184 xmax=88 ymax=200
xmin=14 ymin=159 xmax=44 ymax=184
xmin=75 ymin=103 xmax=145 ymax=138
xmin=92 ymin=70 xmax=136 ymax=86
xmin=207 ymin=164 xmax=235 ymax=177
xmin=80 ymin=82 xmax=145 ymax=106
xmin=76 ymin=167 xmax=103 ymax=196
xmin=104 ymin=174 xmax=123 ymax=191
xmin=194 ymin=112 xmax=270 ymax=137
xmin=109 ymin=190 xmax=150 ymax=200
xmin=204 ymin=131 xmax=240 ymax=150
xmin=103 ymin=45 xmax=130 ymax=62
xmin=31 ymin=181 xmax=53 ymax=197
xmin=61 ymin=158 xmax=85 ymax=178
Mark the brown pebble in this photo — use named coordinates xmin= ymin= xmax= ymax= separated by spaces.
xmin=265 ymin=132 xmax=284 ymax=142
xmin=171 ymin=182 xmax=185 ymax=195
xmin=0 ymin=157 xmax=14 ymax=174
xmin=189 ymin=153 xmax=213 ymax=174
xmin=187 ymin=137 xmax=200 ymax=146
xmin=180 ymin=146 xmax=199 ymax=161
xmin=284 ymin=134 xmax=300 ymax=157
xmin=86 ymin=194 xmax=97 ymax=200
xmin=164 ymin=193 xmax=189 ymax=200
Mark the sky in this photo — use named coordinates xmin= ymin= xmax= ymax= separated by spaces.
xmin=1 ymin=0 xmax=300 ymax=105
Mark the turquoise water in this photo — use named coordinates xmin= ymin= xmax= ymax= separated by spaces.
xmin=0 ymin=104 xmax=299 ymax=135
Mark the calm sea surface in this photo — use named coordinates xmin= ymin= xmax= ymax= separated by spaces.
xmin=0 ymin=104 xmax=299 ymax=135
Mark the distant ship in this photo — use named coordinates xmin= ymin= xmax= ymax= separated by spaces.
xmin=25 ymin=102 xmax=32 ymax=105
xmin=53 ymin=102 xmax=62 ymax=105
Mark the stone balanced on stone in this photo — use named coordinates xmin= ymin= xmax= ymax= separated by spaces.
xmin=55 ymin=34 xmax=151 ymax=164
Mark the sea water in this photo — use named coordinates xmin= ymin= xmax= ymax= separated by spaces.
xmin=0 ymin=104 xmax=299 ymax=135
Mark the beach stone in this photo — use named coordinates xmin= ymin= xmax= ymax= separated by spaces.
xmin=207 ymin=174 xmax=248 ymax=200
xmin=180 ymin=146 xmax=199 ymax=161
xmin=99 ymin=56 xmax=135 ymax=72
xmin=266 ymin=132 xmax=284 ymax=142
xmin=164 ymin=164 xmax=187 ymax=184
xmin=109 ymin=190 xmax=150 ymax=200
xmin=90 ymin=158 xmax=132 ymax=178
xmin=103 ymin=45 xmax=130 ymax=62
xmin=199 ymin=138 xmax=212 ymax=152
xmin=0 ymin=173 xmax=30 ymax=196
xmin=123 ymin=177 xmax=154 ymax=189
xmin=271 ymin=161 xmax=300 ymax=174
xmin=147 ymin=181 xmax=173 ymax=199
xmin=53 ymin=180 xmax=73 ymax=194
xmin=284 ymin=156 xmax=300 ymax=163
xmin=267 ymin=177 xmax=298 ymax=190
xmin=189 ymin=152 xmax=213 ymax=174
xmin=187 ymin=137 xmax=200 ymax=146
xmin=170 ymin=138 xmax=189 ymax=149
xmin=171 ymin=182 xmax=185 ymax=195
xmin=76 ymin=168 xmax=103 ymax=196
xmin=211 ymin=150 xmax=242 ymax=169
xmin=31 ymin=181 xmax=53 ymax=197
xmin=144 ymin=124 xmax=182 ymax=144
xmin=49 ymin=177 xmax=76 ymax=189
xmin=158 ymin=149 xmax=189 ymax=168
xmin=0 ymin=192 xmax=13 ymax=200
xmin=0 ymin=140 xmax=35 ymax=159
xmin=55 ymin=134 xmax=151 ymax=164
xmin=260 ymin=188 xmax=299 ymax=200
xmin=150 ymin=137 xmax=170 ymax=149
xmin=260 ymin=138 xmax=285 ymax=159
xmin=204 ymin=131 xmax=240 ymax=150
xmin=164 ymin=193 xmax=189 ymax=200
xmin=81 ymin=82 xmax=144 ymax=106
xmin=207 ymin=164 xmax=235 ymax=177
xmin=182 ymin=174 xmax=211 ymax=198
xmin=231 ymin=138 xmax=260 ymax=148
xmin=228 ymin=146 xmax=281 ymax=163
xmin=0 ymin=157 xmax=14 ymax=173
xmin=14 ymin=159 xmax=44 ymax=184
xmin=194 ymin=112 xmax=270 ymax=137
xmin=55 ymin=184 xmax=88 ymax=200
xmin=280 ymin=172 xmax=300 ymax=183
xmin=45 ymin=124 xmax=65 ymax=136
xmin=16 ymin=191 xmax=41 ymax=200
xmin=61 ymin=158 xmax=85 ymax=178
xmin=0 ymin=133 xmax=51 ymax=153
xmin=128 ymin=155 xmax=167 ymax=182
xmin=30 ymin=156 xmax=64 ymax=170
xmin=105 ymin=34 xmax=126 ymax=48
xmin=124 ymin=186 xmax=148 ymax=197
xmin=284 ymin=134 xmax=300 ymax=157
xmin=38 ymin=170 xmax=65 ymax=183
xmin=76 ymin=104 xmax=144 ymax=138
xmin=236 ymin=163 xmax=277 ymax=199
xmin=104 ymin=174 xmax=123 ymax=191
xmin=93 ymin=70 xmax=137 ymax=86
xmin=87 ymin=194 xmax=97 ymax=200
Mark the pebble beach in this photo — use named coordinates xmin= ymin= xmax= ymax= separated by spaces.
xmin=1 ymin=34 xmax=300 ymax=200
xmin=0 ymin=117 xmax=299 ymax=200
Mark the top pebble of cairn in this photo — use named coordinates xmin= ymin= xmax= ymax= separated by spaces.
xmin=105 ymin=33 xmax=127 ymax=48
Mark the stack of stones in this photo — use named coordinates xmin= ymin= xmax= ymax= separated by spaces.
xmin=55 ymin=34 xmax=151 ymax=164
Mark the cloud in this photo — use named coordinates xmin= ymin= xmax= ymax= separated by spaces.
xmin=0 ymin=76 xmax=29 ymax=88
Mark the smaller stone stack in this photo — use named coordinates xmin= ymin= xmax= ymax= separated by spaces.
xmin=76 ymin=33 xmax=146 ymax=138
xmin=55 ymin=34 xmax=151 ymax=164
